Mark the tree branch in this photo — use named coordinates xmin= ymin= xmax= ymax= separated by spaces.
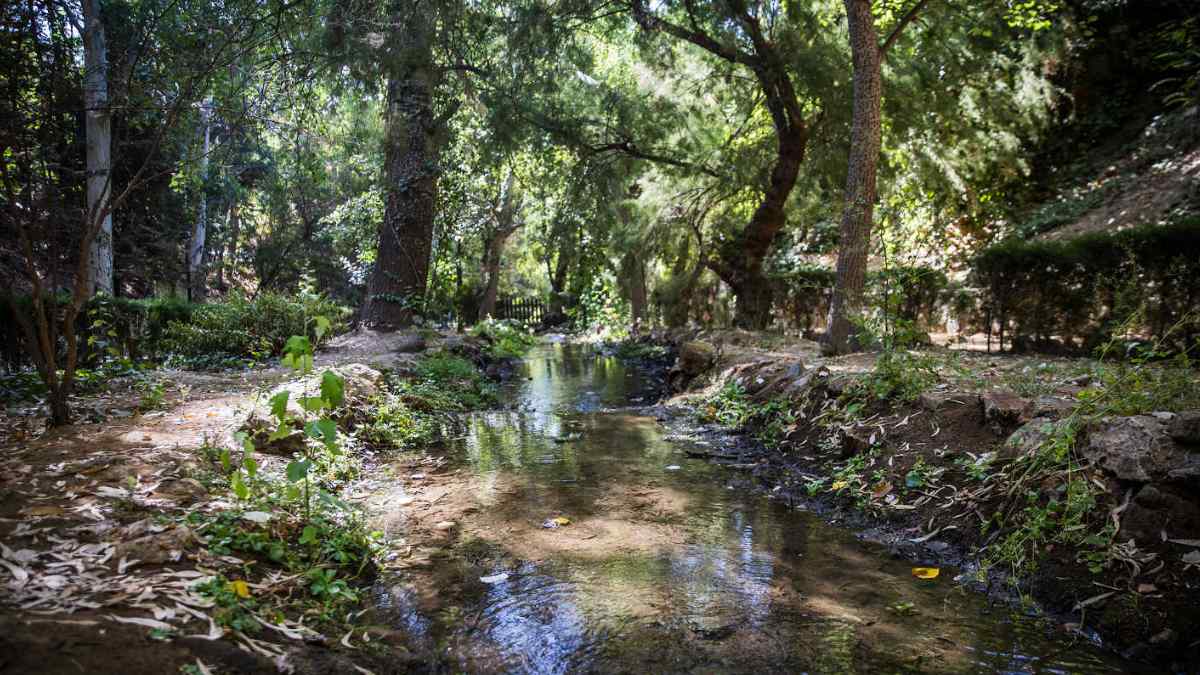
xmin=880 ymin=0 xmax=932 ymax=57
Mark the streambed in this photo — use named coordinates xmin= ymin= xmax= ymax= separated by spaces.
xmin=371 ymin=342 xmax=1142 ymax=674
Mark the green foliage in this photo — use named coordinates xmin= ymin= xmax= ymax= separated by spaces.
xmin=697 ymin=381 xmax=796 ymax=448
xmin=360 ymin=352 xmax=499 ymax=449
xmin=470 ymin=319 xmax=537 ymax=359
xmin=852 ymin=349 xmax=941 ymax=403
xmin=974 ymin=218 xmax=1200 ymax=353
xmin=163 ymin=292 xmax=349 ymax=366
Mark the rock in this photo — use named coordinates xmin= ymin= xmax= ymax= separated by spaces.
xmin=1168 ymin=410 xmax=1200 ymax=446
xmin=1081 ymin=415 xmax=1200 ymax=483
xmin=1121 ymin=484 xmax=1200 ymax=543
xmin=1031 ymin=396 xmax=1075 ymax=420
xmin=434 ymin=521 xmax=457 ymax=531
xmin=676 ymin=341 xmax=717 ymax=376
xmin=1006 ymin=417 xmax=1060 ymax=454
xmin=114 ymin=527 xmax=192 ymax=566
xmin=981 ymin=390 xmax=1031 ymax=427
xmin=394 ymin=333 xmax=427 ymax=353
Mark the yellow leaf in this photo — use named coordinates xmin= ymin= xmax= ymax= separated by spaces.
xmin=227 ymin=580 xmax=252 ymax=598
xmin=830 ymin=481 xmax=848 ymax=491
xmin=552 ymin=516 xmax=571 ymax=526
xmin=911 ymin=567 xmax=940 ymax=580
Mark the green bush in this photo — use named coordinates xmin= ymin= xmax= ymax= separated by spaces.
xmin=469 ymin=318 xmax=537 ymax=358
xmin=973 ymin=218 xmax=1200 ymax=353
xmin=162 ymin=292 xmax=350 ymax=363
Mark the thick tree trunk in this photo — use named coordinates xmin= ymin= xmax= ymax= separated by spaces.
xmin=83 ymin=0 xmax=113 ymax=297
xmin=477 ymin=235 xmax=505 ymax=321
xmin=621 ymin=251 xmax=648 ymax=331
xmin=713 ymin=123 xmax=806 ymax=329
xmin=363 ymin=6 xmax=440 ymax=330
xmin=188 ymin=101 xmax=212 ymax=303
xmin=478 ymin=173 xmax=521 ymax=321
xmin=710 ymin=58 xmax=808 ymax=330
xmin=825 ymin=0 xmax=883 ymax=355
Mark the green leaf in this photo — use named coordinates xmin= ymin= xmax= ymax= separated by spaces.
xmin=286 ymin=460 xmax=311 ymax=483
xmin=219 ymin=448 xmax=232 ymax=473
xmin=237 ymin=432 xmax=255 ymax=456
xmin=314 ymin=316 xmax=331 ymax=341
xmin=267 ymin=421 xmax=293 ymax=442
xmin=243 ymin=456 xmax=258 ymax=478
xmin=304 ymin=419 xmax=338 ymax=449
xmin=284 ymin=335 xmax=311 ymax=357
xmin=231 ymin=472 xmax=249 ymax=500
xmin=299 ymin=525 xmax=318 ymax=545
xmin=269 ymin=391 xmax=290 ymax=422
xmin=320 ymin=371 xmax=345 ymax=408
xmin=317 ymin=419 xmax=338 ymax=451
xmin=300 ymin=396 xmax=327 ymax=413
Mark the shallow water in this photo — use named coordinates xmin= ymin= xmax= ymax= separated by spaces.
xmin=378 ymin=342 xmax=1143 ymax=674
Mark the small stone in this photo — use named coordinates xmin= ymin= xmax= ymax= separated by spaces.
xmin=434 ymin=521 xmax=457 ymax=531
xmin=981 ymin=390 xmax=1032 ymax=426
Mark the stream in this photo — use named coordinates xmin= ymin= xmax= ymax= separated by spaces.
xmin=374 ymin=342 xmax=1144 ymax=674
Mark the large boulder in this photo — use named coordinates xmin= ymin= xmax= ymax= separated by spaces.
xmin=1081 ymin=415 xmax=1200 ymax=483
xmin=676 ymin=341 xmax=717 ymax=376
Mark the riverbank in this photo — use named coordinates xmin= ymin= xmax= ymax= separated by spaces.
xmin=648 ymin=328 xmax=1200 ymax=671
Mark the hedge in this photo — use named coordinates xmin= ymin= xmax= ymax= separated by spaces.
xmin=972 ymin=218 xmax=1200 ymax=353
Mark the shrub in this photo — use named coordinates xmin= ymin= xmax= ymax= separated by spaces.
xmin=973 ymin=218 xmax=1200 ymax=353
xmin=469 ymin=318 xmax=536 ymax=358
xmin=162 ymin=292 xmax=349 ymax=363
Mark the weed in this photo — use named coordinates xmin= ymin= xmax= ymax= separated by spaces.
xmin=470 ymin=318 xmax=536 ymax=359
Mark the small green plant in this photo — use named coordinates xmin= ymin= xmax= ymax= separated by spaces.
xmin=470 ymin=318 xmax=536 ymax=358
xmin=954 ymin=452 xmax=996 ymax=482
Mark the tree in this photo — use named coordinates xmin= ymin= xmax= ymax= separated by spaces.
xmin=624 ymin=0 xmax=809 ymax=329
xmin=188 ymin=99 xmax=213 ymax=302
xmin=478 ymin=171 xmax=523 ymax=320
xmin=824 ymin=0 xmax=887 ymax=354
xmin=83 ymin=0 xmax=113 ymax=297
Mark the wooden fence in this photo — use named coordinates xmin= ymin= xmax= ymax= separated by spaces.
xmin=494 ymin=296 xmax=546 ymax=326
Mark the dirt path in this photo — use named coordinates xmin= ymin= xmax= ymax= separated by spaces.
xmin=0 ymin=330 xmax=434 ymax=674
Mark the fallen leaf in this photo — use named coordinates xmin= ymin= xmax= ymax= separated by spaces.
xmin=227 ymin=580 xmax=251 ymax=599
xmin=830 ymin=481 xmax=848 ymax=491
xmin=24 ymin=505 xmax=65 ymax=517
xmin=911 ymin=567 xmax=940 ymax=580
xmin=871 ymin=481 xmax=893 ymax=499
xmin=1137 ymin=583 xmax=1158 ymax=594
xmin=242 ymin=511 xmax=272 ymax=524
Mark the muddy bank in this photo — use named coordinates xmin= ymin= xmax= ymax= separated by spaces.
xmin=651 ymin=329 xmax=1200 ymax=670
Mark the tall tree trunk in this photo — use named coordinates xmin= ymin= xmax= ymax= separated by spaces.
xmin=363 ymin=5 xmax=440 ymax=331
xmin=188 ymin=100 xmax=212 ymax=303
xmin=83 ymin=0 xmax=112 ymax=297
xmin=478 ymin=174 xmax=522 ymax=322
xmin=825 ymin=0 xmax=883 ymax=355
xmin=621 ymin=251 xmax=648 ymax=332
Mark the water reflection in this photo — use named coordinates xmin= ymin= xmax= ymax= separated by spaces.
xmin=381 ymin=343 xmax=1142 ymax=674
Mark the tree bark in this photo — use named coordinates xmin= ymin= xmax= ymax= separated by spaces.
xmin=825 ymin=0 xmax=883 ymax=355
xmin=478 ymin=173 xmax=522 ymax=321
xmin=83 ymin=0 xmax=113 ymax=297
xmin=188 ymin=100 xmax=212 ymax=303
xmin=621 ymin=251 xmax=648 ymax=331
xmin=363 ymin=4 xmax=440 ymax=330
